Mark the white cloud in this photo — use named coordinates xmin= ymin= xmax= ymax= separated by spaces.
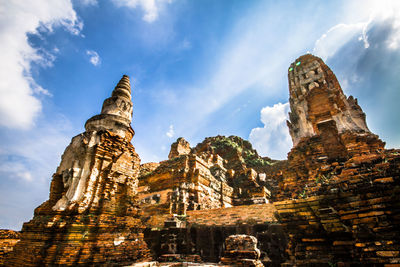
xmin=0 ymin=0 xmax=82 ymax=129
xmin=313 ymin=0 xmax=400 ymax=60
xmin=166 ymin=124 xmax=174 ymax=138
xmin=0 ymin=161 xmax=33 ymax=182
xmin=0 ymin=115 xmax=73 ymax=183
xmin=86 ymin=50 xmax=101 ymax=66
xmin=111 ymin=0 xmax=173 ymax=23
xmin=249 ymin=103 xmax=292 ymax=160
xmin=313 ymin=23 xmax=368 ymax=61
xmin=26 ymin=76 xmax=52 ymax=96
xmin=0 ymin=115 xmax=73 ymax=230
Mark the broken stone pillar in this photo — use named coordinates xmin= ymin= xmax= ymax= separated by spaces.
xmin=220 ymin=235 xmax=263 ymax=267
xmin=168 ymin=137 xmax=191 ymax=159
xmin=5 ymin=75 xmax=150 ymax=266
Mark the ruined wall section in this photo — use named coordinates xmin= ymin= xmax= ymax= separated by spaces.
xmin=138 ymin=136 xmax=272 ymax=220
xmin=275 ymin=149 xmax=400 ymax=266
xmin=192 ymin=136 xmax=272 ymax=203
xmin=141 ymin=150 xmax=400 ymax=266
xmin=138 ymin=153 xmax=235 ymax=218
xmin=185 ymin=154 xmax=234 ymax=211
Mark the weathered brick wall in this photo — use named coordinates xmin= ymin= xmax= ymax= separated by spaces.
xmin=144 ymin=223 xmax=288 ymax=264
xmin=138 ymin=154 xmax=235 ymax=215
xmin=186 ymin=203 xmax=277 ymax=226
xmin=141 ymin=203 xmax=277 ymax=229
xmin=275 ymin=150 xmax=400 ymax=266
xmin=142 ymin=204 xmax=284 ymax=264
xmin=0 ymin=230 xmax=20 ymax=266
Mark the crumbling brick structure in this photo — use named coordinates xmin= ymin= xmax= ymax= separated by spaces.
xmin=5 ymin=76 xmax=150 ymax=266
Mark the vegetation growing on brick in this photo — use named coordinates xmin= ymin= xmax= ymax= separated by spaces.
xmin=194 ymin=135 xmax=273 ymax=170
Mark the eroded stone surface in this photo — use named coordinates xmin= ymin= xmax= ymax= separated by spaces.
xmin=265 ymin=55 xmax=400 ymax=265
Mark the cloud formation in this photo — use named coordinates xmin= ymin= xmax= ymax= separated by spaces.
xmin=327 ymin=20 xmax=400 ymax=149
xmin=249 ymin=103 xmax=292 ymax=160
xmin=0 ymin=0 xmax=82 ymax=129
xmin=86 ymin=50 xmax=101 ymax=66
xmin=0 ymin=115 xmax=73 ymax=229
xmin=111 ymin=0 xmax=172 ymax=23
xmin=166 ymin=124 xmax=174 ymax=138
xmin=313 ymin=0 xmax=400 ymax=60
xmin=0 ymin=161 xmax=33 ymax=182
xmin=313 ymin=23 xmax=369 ymax=61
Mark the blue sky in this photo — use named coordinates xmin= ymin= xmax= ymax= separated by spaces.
xmin=1 ymin=0 xmax=400 ymax=230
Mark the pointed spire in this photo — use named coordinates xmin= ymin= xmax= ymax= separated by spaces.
xmin=111 ymin=74 xmax=131 ymax=99
xmin=85 ymin=75 xmax=135 ymax=140
xmin=99 ymin=75 xmax=133 ymax=121
xmin=117 ymin=75 xmax=131 ymax=91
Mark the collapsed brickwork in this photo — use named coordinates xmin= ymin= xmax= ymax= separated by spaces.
xmin=138 ymin=136 xmax=272 ymax=221
xmin=168 ymin=138 xmax=191 ymax=159
xmin=4 ymin=76 xmax=150 ymax=266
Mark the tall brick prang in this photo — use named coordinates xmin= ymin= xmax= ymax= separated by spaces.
xmin=287 ymin=54 xmax=384 ymax=159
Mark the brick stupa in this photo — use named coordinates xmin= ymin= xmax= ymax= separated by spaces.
xmin=5 ymin=75 xmax=150 ymax=266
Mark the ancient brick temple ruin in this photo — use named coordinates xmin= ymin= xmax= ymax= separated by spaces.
xmin=2 ymin=55 xmax=400 ymax=266
xmin=138 ymin=135 xmax=271 ymax=219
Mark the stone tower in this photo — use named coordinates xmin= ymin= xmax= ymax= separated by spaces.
xmin=286 ymin=54 xmax=384 ymax=159
xmin=5 ymin=75 xmax=150 ymax=266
